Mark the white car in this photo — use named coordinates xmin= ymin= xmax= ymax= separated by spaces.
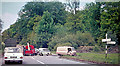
xmin=39 ymin=48 xmax=51 ymax=56
xmin=4 ymin=47 xmax=23 ymax=64
xmin=35 ymin=48 xmax=39 ymax=55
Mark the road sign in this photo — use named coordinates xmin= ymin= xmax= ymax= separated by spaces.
xmin=102 ymin=38 xmax=111 ymax=42
xmin=102 ymin=33 xmax=116 ymax=58
xmin=107 ymin=41 xmax=116 ymax=44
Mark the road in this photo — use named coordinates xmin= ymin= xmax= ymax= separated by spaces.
xmin=0 ymin=55 xmax=88 ymax=65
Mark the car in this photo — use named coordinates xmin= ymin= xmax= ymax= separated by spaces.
xmin=56 ymin=46 xmax=76 ymax=56
xmin=4 ymin=47 xmax=23 ymax=64
xmin=35 ymin=48 xmax=39 ymax=55
xmin=39 ymin=48 xmax=51 ymax=56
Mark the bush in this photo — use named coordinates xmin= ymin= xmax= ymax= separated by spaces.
xmin=54 ymin=42 xmax=72 ymax=50
xmin=93 ymin=46 xmax=101 ymax=52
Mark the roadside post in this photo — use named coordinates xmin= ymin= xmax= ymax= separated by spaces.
xmin=102 ymin=33 xmax=116 ymax=58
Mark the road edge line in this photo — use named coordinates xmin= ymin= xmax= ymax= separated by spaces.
xmin=31 ymin=57 xmax=45 ymax=64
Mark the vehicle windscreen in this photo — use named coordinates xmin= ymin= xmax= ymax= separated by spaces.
xmin=43 ymin=49 xmax=49 ymax=51
xmin=7 ymin=48 xmax=20 ymax=53
xmin=71 ymin=48 xmax=75 ymax=51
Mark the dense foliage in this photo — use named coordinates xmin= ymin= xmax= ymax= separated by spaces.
xmin=2 ymin=2 xmax=120 ymax=51
xmin=0 ymin=19 xmax=2 ymax=50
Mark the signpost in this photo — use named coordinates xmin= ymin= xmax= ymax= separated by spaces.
xmin=107 ymin=41 xmax=116 ymax=44
xmin=102 ymin=33 xmax=116 ymax=58
xmin=102 ymin=39 xmax=111 ymax=42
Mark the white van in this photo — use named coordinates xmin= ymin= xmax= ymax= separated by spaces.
xmin=56 ymin=46 xmax=76 ymax=56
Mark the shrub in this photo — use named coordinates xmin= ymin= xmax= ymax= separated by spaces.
xmin=93 ymin=46 xmax=101 ymax=52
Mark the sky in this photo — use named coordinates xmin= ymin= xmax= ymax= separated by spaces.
xmin=1 ymin=2 xmax=26 ymax=32
xmin=0 ymin=0 xmax=95 ymax=32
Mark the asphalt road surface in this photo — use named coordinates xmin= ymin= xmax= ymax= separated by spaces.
xmin=1 ymin=55 xmax=88 ymax=65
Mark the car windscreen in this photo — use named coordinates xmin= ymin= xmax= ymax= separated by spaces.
xmin=7 ymin=48 xmax=20 ymax=53
xmin=43 ymin=49 xmax=49 ymax=51
xmin=71 ymin=48 xmax=75 ymax=51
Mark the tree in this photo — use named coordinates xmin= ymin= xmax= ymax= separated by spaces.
xmin=48 ymin=27 xmax=96 ymax=51
xmin=65 ymin=0 xmax=80 ymax=14
xmin=34 ymin=11 xmax=55 ymax=48
xmin=0 ymin=19 xmax=2 ymax=49
xmin=0 ymin=19 xmax=2 ymax=32
xmin=99 ymin=2 xmax=120 ymax=45
xmin=19 ymin=2 xmax=67 ymax=25
xmin=2 ymin=2 xmax=67 ymax=46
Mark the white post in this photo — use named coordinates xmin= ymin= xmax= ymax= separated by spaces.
xmin=27 ymin=43 xmax=30 ymax=50
xmin=105 ymin=33 xmax=107 ymax=58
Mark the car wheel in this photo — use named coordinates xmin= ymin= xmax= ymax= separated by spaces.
xmin=5 ymin=61 xmax=8 ymax=64
xmin=35 ymin=53 xmax=37 ymax=56
xmin=46 ymin=53 xmax=49 ymax=56
xmin=31 ymin=54 xmax=34 ymax=56
xmin=39 ymin=53 xmax=43 ymax=56
xmin=19 ymin=61 xmax=22 ymax=64
xmin=58 ymin=54 xmax=62 ymax=56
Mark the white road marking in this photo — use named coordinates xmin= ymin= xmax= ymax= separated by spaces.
xmin=31 ymin=57 xmax=45 ymax=64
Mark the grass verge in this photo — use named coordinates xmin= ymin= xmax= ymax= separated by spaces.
xmin=0 ymin=50 xmax=2 ymax=54
xmin=51 ymin=51 xmax=56 ymax=54
xmin=61 ymin=53 xmax=119 ymax=64
xmin=0 ymin=50 xmax=2 ymax=57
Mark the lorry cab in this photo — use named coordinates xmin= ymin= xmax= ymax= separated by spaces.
xmin=24 ymin=45 xmax=35 ymax=56
xmin=56 ymin=46 xmax=76 ymax=56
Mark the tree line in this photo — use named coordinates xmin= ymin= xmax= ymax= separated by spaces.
xmin=2 ymin=2 xmax=120 ymax=51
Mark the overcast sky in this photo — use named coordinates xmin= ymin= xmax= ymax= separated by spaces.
xmin=0 ymin=0 xmax=95 ymax=32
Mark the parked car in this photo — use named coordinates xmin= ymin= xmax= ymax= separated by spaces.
xmin=39 ymin=48 xmax=51 ymax=56
xmin=56 ymin=46 xmax=76 ymax=56
xmin=35 ymin=48 xmax=39 ymax=55
xmin=4 ymin=47 xmax=23 ymax=64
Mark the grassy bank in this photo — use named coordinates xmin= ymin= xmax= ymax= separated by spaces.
xmin=0 ymin=50 xmax=2 ymax=54
xmin=0 ymin=50 xmax=2 ymax=57
xmin=62 ymin=53 xmax=119 ymax=64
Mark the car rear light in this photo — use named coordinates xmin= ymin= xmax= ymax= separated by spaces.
xmin=20 ymin=57 xmax=23 ymax=59
xmin=4 ymin=57 xmax=7 ymax=59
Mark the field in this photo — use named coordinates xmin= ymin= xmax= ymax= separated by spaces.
xmin=62 ymin=53 xmax=120 ymax=64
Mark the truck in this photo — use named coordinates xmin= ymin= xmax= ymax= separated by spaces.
xmin=23 ymin=43 xmax=35 ymax=56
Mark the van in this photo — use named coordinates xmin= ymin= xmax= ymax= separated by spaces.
xmin=56 ymin=46 xmax=76 ymax=56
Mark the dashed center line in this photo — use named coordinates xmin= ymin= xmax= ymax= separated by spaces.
xmin=31 ymin=57 xmax=45 ymax=64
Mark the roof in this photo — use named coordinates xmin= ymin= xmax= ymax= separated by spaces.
xmin=5 ymin=47 xmax=20 ymax=49
xmin=57 ymin=46 xmax=73 ymax=48
xmin=4 ymin=38 xmax=17 ymax=47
